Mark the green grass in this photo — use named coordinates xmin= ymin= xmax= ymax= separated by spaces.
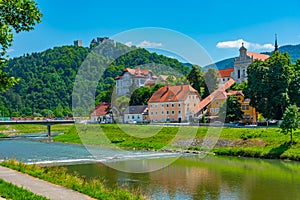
xmin=53 ymin=124 xmax=300 ymax=161
xmin=0 ymin=178 xmax=49 ymax=200
xmin=0 ymin=160 xmax=144 ymax=200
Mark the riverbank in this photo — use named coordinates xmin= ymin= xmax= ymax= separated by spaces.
xmin=53 ymin=124 xmax=300 ymax=161
xmin=0 ymin=160 xmax=144 ymax=200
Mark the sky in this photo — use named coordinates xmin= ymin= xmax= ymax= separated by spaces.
xmin=8 ymin=0 xmax=300 ymax=66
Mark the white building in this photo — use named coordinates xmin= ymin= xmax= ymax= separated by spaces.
xmin=123 ymin=105 xmax=148 ymax=123
xmin=231 ymin=43 xmax=269 ymax=84
xmin=115 ymin=67 xmax=156 ymax=96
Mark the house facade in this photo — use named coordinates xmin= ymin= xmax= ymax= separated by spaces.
xmin=115 ymin=67 xmax=156 ymax=96
xmin=218 ymin=68 xmax=234 ymax=86
xmin=123 ymin=105 xmax=148 ymax=123
xmin=148 ymin=85 xmax=201 ymax=122
xmin=90 ymin=102 xmax=110 ymax=123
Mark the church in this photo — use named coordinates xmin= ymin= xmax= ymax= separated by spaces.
xmin=218 ymin=37 xmax=278 ymax=84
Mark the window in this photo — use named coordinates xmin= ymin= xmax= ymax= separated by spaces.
xmin=172 ymin=104 xmax=174 ymax=107
xmin=155 ymin=104 xmax=157 ymax=108
xmin=172 ymin=110 xmax=175 ymax=115
xmin=132 ymin=115 xmax=134 ymax=119
xmin=166 ymin=104 xmax=169 ymax=108
xmin=162 ymin=111 xmax=164 ymax=115
xmin=223 ymin=78 xmax=225 ymax=81
xmin=161 ymin=104 xmax=164 ymax=108
xmin=150 ymin=105 xmax=153 ymax=108
xmin=210 ymin=108 xmax=214 ymax=113
xmin=238 ymin=69 xmax=240 ymax=79
xmin=216 ymin=108 xmax=219 ymax=114
xmin=166 ymin=111 xmax=169 ymax=115
xmin=151 ymin=112 xmax=153 ymax=115
xmin=245 ymin=105 xmax=250 ymax=110
xmin=155 ymin=112 xmax=158 ymax=115
xmin=178 ymin=110 xmax=181 ymax=114
xmin=178 ymin=104 xmax=181 ymax=107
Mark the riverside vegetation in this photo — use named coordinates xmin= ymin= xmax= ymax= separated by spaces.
xmin=0 ymin=178 xmax=49 ymax=200
xmin=0 ymin=160 xmax=144 ymax=200
xmin=1 ymin=124 xmax=300 ymax=160
xmin=52 ymin=124 xmax=300 ymax=161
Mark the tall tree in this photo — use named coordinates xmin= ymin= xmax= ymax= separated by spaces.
xmin=203 ymin=68 xmax=219 ymax=97
xmin=289 ymin=59 xmax=300 ymax=106
xmin=245 ymin=51 xmax=293 ymax=120
xmin=187 ymin=65 xmax=205 ymax=97
xmin=0 ymin=0 xmax=42 ymax=91
xmin=280 ymin=105 xmax=299 ymax=144
xmin=219 ymin=95 xmax=244 ymax=123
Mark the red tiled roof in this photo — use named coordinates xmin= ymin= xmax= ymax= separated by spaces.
xmin=144 ymin=80 xmax=156 ymax=87
xmin=192 ymin=78 xmax=235 ymax=114
xmin=218 ymin=68 xmax=234 ymax=78
xmin=227 ymin=90 xmax=244 ymax=96
xmin=148 ymin=85 xmax=199 ymax=103
xmin=91 ymin=102 xmax=110 ymax=117
xmin=247 ymin=52 xmax=269 ymax=61
xmin=115 ymin=67 xmax=153 ymax=80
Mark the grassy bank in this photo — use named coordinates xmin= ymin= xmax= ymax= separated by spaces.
xmin=53 ymin=124 xmax=300 ymax=161
xmin=0 ymin=160 xmax=144 ymax=200
xmin=0 ymin=178 xmax=49 ymax=200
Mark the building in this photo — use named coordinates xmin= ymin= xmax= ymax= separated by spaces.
xmin=206 ymin=90 xmax=258 ymax=124
xmin=218 ymin=68 xmax=234 ymax=86
xmin=90 ymin=102 xmax=110 ymax=123
xmin=123 ymin=105 xmax=148 ymax=123
xmin=115 ymin=67 xmax=157 ymax=96
xmin=230 ymin=43 xmax=269 ymax=84
xmin=74 ymin=40 xmax=82 ymax=47
xmin=192 ymin=78 xmax=236 ymax=118
xmin=148 ymin=85 xmax=201 ymax=122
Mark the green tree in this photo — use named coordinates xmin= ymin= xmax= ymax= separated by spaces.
xmin=245 ymin=51 xmax=293 ymax=120
xmin=219 ymin=96 xmax=244 ymax=123
xmin=187 ymin=65 xmax=205 ymax=97
xmin=280 ymin=104 xmax=299 ymax=144
xmin=0 ymin=0 xmax=42 ymax=91
xmin=203 ymin=68 xmax=219 ymax=97
xmin=288 ymin=59 xmax=300 ymax=106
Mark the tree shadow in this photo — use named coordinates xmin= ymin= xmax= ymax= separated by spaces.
xmin=268 ymin=142 xmax=292 ymax=159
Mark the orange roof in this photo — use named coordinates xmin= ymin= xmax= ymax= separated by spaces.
xmin=218 ymin=68 xmax=234 ymax=78
xmin=192 ymin=78 xmax=235 ymax=114
xmin=227 ymin=90 xmax=244 ymax=96
xmin=148 ymin=85 xmax=199 ymax=103
xmin=91 ymin=102 xmax=110 ymax=117
xmin=115 ymin=67 xmax=153 ymax=80
xmin=247 ymin=52 xmax=269 ymax=61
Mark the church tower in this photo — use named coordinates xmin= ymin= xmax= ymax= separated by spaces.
xmin=274 ymin=34 xmax=279 ymax=51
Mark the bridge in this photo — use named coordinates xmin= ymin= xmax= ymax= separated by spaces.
xmin=0 ymin=120 xmax=75 ymax=136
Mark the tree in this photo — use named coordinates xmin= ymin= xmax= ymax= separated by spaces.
xmin=288 ymin=59 xmax=300 ymax=106
xmin=245 ymin=51 xmax=293 ymax=120
xmin=187 ymin=65 xmax=205 ymax=97
xmin=219 ymin=96 xmax=244 ymax=123
xmin=0 ymin=0 xmax=42 ymax=91
xmin=280 ymin=105 xmax=299 ymax=144
xmin=203 ymin=68 xmax=219 ymax=97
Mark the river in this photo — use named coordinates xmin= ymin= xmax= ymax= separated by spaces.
xmin=0 ymin=136 xmax=299 ymax=199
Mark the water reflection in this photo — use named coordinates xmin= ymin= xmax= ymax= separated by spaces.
xmin=66 ymin=156 xmax=300 ymax=200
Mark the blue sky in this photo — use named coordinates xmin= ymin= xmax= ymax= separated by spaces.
xmin=8 ymin=0 xmax=300 ymax=65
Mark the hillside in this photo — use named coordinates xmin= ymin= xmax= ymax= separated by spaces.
xmin=203 ymin=44 xmax=300 ymax=71
xmin=0 ymin=42 xmax=190 ymax=117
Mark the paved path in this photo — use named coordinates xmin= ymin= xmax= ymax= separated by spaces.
xmin=0 ymin=166 xmax=94 ymax=200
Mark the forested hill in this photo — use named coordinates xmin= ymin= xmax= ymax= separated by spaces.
xmin=203 ymin=44 xmax=300 ymax=71
xmin=0 ymin=43 xmax=189 ymax=117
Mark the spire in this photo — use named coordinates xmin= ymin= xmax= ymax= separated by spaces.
xmin=274 ymin=34 xmax=278 ymax=51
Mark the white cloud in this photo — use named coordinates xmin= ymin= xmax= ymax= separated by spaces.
xmin=7 ymin=48 xmax=14 ymax=53
xmin=125 ymin=41 xmax=133 ymax=47
xmin=136 ymin=40 xmax=162 ymax=48
xmin=216 ymin=39 xmax=274 ymax=50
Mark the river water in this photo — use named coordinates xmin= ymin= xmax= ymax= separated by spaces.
xmin=1 ymin=136 xmax=299 ymax=199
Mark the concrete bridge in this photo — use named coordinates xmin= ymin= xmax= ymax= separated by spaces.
xmin=0 ymin=120 xmax=75 ymax=136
